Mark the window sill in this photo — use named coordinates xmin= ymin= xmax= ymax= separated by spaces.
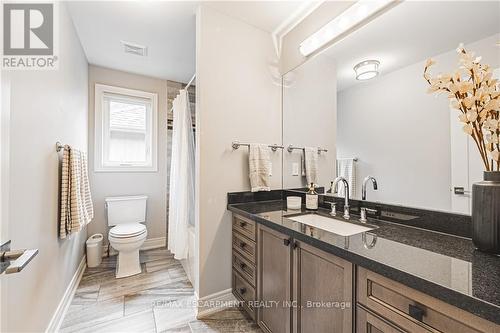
xmin=94 ymin=166 xmax=158 ymax=173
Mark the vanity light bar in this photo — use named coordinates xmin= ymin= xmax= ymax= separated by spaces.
xmin=299 ymin=0 xmax=394 ymax=57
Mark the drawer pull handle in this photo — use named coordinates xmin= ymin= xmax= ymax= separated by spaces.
xmin=240 ymin=242 xmax=246 ymax=248
xmin=409 ymin=304 xmax=425 ymax=322
xmin=240 ymin=263 xmax=246 ymax=270
xmin=239 ymin=287 xmax=247 ymax=295
xmin=239 ymin=221 xmax=247 ymax=227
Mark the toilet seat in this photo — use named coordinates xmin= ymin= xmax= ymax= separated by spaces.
xmin=109 ymin=223 xmax=146 ymax=238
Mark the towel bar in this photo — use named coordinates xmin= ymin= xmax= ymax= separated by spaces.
xmin=337 ymin=157 xmax=359 ymax=162
xmin=287 ymin=145 xmax=328 ymax=154
xmin=232 ymin=141 xmax=284 ymax=152
xmin=56 ymin=141 xmax=69 ymax=152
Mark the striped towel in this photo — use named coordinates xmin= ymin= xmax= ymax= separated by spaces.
xmin=59 ymin=147 xmax=94 ymax=239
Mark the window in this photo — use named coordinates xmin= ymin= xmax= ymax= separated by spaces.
xmin=95 ymin=84 xmax=158 ymax=172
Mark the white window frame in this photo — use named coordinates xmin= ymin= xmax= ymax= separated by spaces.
xmin=94 ymin=84 xmax=158 ymax=172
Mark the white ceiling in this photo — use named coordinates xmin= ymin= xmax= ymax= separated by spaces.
xmin=324 ymin=1 xmax=500 ymax=91
xmin=205 ymin=1 xmax=308 ymax=33
xmin=67 ymin=1 xmax=312 ymax=83
xmin=67 ymin=1 xmax=198 ymax=83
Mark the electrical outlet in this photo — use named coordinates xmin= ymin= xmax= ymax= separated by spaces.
xmin=292 ymin=163 xmax=299 ymax=176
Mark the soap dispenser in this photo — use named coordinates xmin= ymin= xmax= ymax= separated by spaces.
xmin=306 ymin=183 xmax=318 ymax=210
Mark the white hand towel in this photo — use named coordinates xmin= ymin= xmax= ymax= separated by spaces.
xmin=304 ymin=147 xmax=318 ymax=186
xmin=249 ymin=144 xmax=271 ymax=192
xmin=336 ymin=158 xmax=356 ymax=197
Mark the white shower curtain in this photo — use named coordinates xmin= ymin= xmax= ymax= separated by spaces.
xmin=168 ymin=89 xmax=195 ymax=260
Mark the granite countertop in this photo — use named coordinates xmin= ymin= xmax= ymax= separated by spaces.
xmin=228 ymin=200 xmax=500 ymax=324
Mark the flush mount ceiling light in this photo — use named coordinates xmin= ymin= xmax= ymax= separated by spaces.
xmin=354 ymin=60 xmax=380 ymax=80
xmin=299 ymin=0 xmax=393 ymax=57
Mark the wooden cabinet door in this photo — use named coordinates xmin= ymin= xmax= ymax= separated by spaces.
xmin=356 ymin=306 xmax=406 ymax=333
xmin=257 ymin=225 xmax=292 ymax=333
xmin=293 ymin=241 xmax=353 ymax=333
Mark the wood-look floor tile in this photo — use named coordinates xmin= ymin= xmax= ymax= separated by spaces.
xmin=189 ymin=319 xmax=261 ymax=333
xmin=140 ymin=248 xmax=172 ymax=263
xmin=153 ymin=295 xmax=197 ymax=332
xmin=159 ymin=324 xmax=192 ymax=333
xmin=72 ymin=310 xmax=157 ymax=333
xmin=166 ymin=264 xmax=187 ymax=280
xmin=124 ymin=279 xmax=194 ymax=316
xmin=201 ymin=307 xmax=249 ymax=321
xmin=79 ymin=266 xmax=116 ymax=288
xmin=145 ymin=257 xmax=180 ymax=273
xmin=189 ymin=307 xmax=261 ymax=333
xmin=61 ymin=248 xmax=261 ymax=333
xmin=98 ymin=268 xmax=173 ymax=301
xmin=60 ymin=296 xmax=125 ymax=333
xmin=72 ymin=284 xmax=100 ymax=305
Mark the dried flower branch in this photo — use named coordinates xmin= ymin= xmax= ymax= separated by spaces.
xmin=424 ymin=44 xmax=500 ymax=171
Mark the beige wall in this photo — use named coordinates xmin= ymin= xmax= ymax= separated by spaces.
xmin=196 ymin=5 xmax=281 ymax=298
xmin=88 ymin=66 xmax=168 ymax=243
xmin=282 ymin=52 xmax=337 ymax=189
xmin=280 ymin=1 xmax=354 ymax=74
xmin=2 ymin=4 xmax=89 ymax=331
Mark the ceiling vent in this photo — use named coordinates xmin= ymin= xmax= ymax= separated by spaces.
xmin=121 ymin=41 xmax=148 ymax=56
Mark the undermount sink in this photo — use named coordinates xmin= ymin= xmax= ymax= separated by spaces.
xmin=288 ymin=214 xmax=375 ymax=236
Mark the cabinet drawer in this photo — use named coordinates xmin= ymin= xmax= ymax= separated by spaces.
xmin=233 ymin=250 xmax=256 ymax=287
xmin=233 ymin=271 xmax=256 ymax=320
xmin=356 ymin=305 xmax=407 ymax=333
xmin=233 ymin=215 xmax=256 ymax=241
xmin=357 ymin=267 xmax=497 ymax=333
xmin=232 ymin=231 xmax=256 ymax=263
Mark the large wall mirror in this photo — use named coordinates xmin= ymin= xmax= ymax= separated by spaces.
xmin=282 ymin=1 xmax=500 ymax=214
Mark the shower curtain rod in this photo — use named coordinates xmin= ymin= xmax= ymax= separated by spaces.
xmin=169 ymin=73 xmax=196 ymax=113
xmin=185 ymin=74 xmax=196 ymax=90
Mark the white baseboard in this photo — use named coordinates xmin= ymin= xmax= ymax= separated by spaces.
xmin=45 ymin=255 xmax=86 ymax=333
xmin=102 ymin=237 xmax=166 ymax=256
xmin=196 ymin=288 xmax=237 ymax=319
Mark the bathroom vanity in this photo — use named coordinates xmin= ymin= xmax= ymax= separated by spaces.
xmin=227 ymin=193 xmax=500 ymax=333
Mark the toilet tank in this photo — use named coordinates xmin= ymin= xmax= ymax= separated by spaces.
xmin=105 ymin=195 xmax=147 ymax=226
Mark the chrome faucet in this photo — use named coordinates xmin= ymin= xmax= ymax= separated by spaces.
xmin=332 ymin=176 xmax=350 ymax=219
xmin=360 ymin=176 xmax=378 ymax=222
xmin=362 ymin=176 xmax=378 ymax=200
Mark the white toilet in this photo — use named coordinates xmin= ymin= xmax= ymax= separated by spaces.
xmin=106 ymin=195 xmax=148 ymax=278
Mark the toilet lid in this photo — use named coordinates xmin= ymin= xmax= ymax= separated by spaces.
xmin=110 ymin=224 xmax=146 ymax=238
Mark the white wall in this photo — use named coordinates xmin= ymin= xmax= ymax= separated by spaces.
xmin=0 ymin=58 xmax=11 ymax=333
xmin=2 ymin=4 xmax=89 ymax=331
xmin=283 ymin=52 xmax=337 ymax=189
xmin=196 ymin=5 xmax=281 ymax=298
xmin=337 ymin=34 xmax=500 ymax=211
xmin=88 ymin=65 xmax=168 ymax=243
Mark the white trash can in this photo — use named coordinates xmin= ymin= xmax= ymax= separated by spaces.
xmin=86 ymin=234 xmax=103 ymax=267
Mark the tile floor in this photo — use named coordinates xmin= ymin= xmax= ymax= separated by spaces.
xmin=60 ymin=248 xmax=261 ymax=333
